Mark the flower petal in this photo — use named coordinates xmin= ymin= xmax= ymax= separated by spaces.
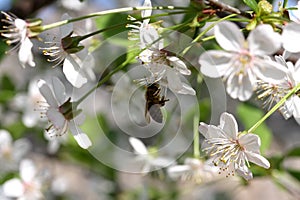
xmin=167 ymin=56 xmax=191 ymax=75
xmin=63 ymin=56 xmax=88 ymax=88
xmin=20 ymin=159 xmax=36 ymax=183
xmin=3 ymin=178 xmax=24 ymax=198
xmin=129 ymin=137 xmax=148 ymax=155
xmin=167 ymin=165 xmax=191 ymax=179
xmin=292 ymin=95 xmax=300 ymax=125
xmin=246 ymin=151 xmax=270 ymax=169
xmin=235 ymin=162 xmax=253 ymax=180
xmin=248 ymin=24 xmax=281 ymax=55
xmin=47 ymin=107 xmax=66 ymax=130
xmin=141 ymin=0 xmax=152 ymax=24
xmin=199 ymin=50 xmax=233 ymax=78
xmin=18 ymin=37 xmax=35 ymax=68
xmin=226 ymin=73 xmax=254 ymax=101
xmin=282 ymin=22 xmax=300 ymax=53
xmin=52 ymin=77 xmax=67 ymax=105
xmin=215 ymin=21 xmax=244 ymax=52
xmin=219 ymin=112 xmax=238 ymax=140
xmin=37 ymin=79 xmax=58 ymax=107
xmin=253 ymin=59 xmax=287 ymax=83
xmin=239 ymin=133 xmax=261 ymax=154
xmin=0 ymin=130 xmax=12 ymax=146
xmin=69 ymin=122 xmax=92 ymax=149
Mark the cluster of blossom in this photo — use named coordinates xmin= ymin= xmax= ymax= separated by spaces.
xmin=0 ymin=0 xmax=299 ymax=186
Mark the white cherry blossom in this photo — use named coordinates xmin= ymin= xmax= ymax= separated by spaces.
xmin=129 ymin=137 xmax=173 ymax=173
xmin=37 ymin=77 xmax=92 ymax=149
xmin=0 ymin=130 xmax=31 ymax=173
xmin=2 ymin=159 xmax=43 ymax=200
xmin=41 ymin=14 xmax=95 ymax=88
xmin=1 ymin=12 xmax=35 ymax=68
xmin=199 ymin=21 xmax=286 ymax=101
xmin=199 ymin=112 xmax=270 ymax=180
xmin=257 ymin=56 xmax=300 ymax=124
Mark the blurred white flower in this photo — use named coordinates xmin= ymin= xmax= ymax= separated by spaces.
xmin=37 ymin=77 xmax=92 ymax=149
xmin=199 ymin=21 xmax=286 ymax=101
xmin=199 ymin=112 xmax=270 ymax=180
xmin=129 ymin=137 xmax=173 ymax=174
xmin=257 ymin=56 xmax=300 ymax=124
xmin=0 ymin=130 xmax=31 ymax=173
xmin=128 ymin=0 xmax=195 ymax=95
xmin=40 ymin=13 xmax=95 ymax=88
xmin=2 ymin=159 xmax=43 ymax=200
xmin=167 ymin=157 xmax=218 ymax=183
xmin=44 ymin=131 xmax=68 ymax=154
xmin=1 ymin=12 xmax=35 ymax=68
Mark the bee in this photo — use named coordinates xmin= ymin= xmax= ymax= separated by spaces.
xmin=145 ymin=83 xmax=169 ymax=123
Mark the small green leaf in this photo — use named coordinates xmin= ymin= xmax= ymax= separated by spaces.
xmin=243 ymin=0 xmax=259 ymax=13
xmin=237 ymin=103 xmax=272 ymax=153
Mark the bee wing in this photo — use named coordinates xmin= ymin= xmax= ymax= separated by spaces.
xmin=149 ymin=104 xmax=163 ymax=123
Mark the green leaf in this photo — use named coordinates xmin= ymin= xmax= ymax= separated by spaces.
xmin=286 ymin=169 xmax=300 ymax=182
xmin=243 ymin=0 xmax=259 ymax=13
xmin=237 ymin=103 xmax=272 ymax=153
xmin=95 ymin=13 xmax=128 ymax=39
xmin=286 ymin=146 xmax=300 ymax=157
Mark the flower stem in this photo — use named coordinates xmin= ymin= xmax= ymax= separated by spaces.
xmin=193 ymin=111 xmax=200 ymax=159
xmin=248 ymin=82 xmax=300 ymax=133
xmin=41 ymin=6 xmax=189 ymax=31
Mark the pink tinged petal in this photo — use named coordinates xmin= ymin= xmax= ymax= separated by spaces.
xmin=129 ymin=137 xmax=148 ymax=155
xmin=47 ymin=107 xmax=66 ymax=129
xmin=246 ymin=151 xmax=270 ymax=169
xmin=248 ymin=24 xmax=281 ymax=55
xmin=199 ymin=50 xmax=233 ymax=78
xmin=141 ymin=0 xmax=152 ymax=24
xmin=37 ymin=79 xmax=58 ymax=107
xmin=282 ymin=23 xmax=300 ymax=53
xmin=253 ymin=59 xmax=287 ymax=83
xmin=18 ymin=37 xmax=35 ymax=68
xmin=3 ymin=178 xmax=24 ymax=198
xmin=239 ymin=134 xmax=261 ymax=154
xmin=69 ymin=122 xmax=92 ymax=149
xmin=226 ymin=73 xmax=253 ymax=101
xmin=52 ymin=77 xmax=67 ymax=105
xmin=20 ymin=159 xmax=36 ymax=183
xmin=63 ymin=56 xmax=88 ymax=88
xmin=219 ymin=112 xmax=238 ymax=140
xmin=214 ymin=21 xmax=244 ymax=52
xmin=60 ymin=13 xmax=73 ymax=38
xmin=167 ymin=56 xmax=191 ymax=75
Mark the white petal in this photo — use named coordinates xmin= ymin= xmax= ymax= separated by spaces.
xmin=179 ymin=83 xmax=196 ymax=95
xmin=214 ymin=21 xmax=244 ymax=52
xmin=140 ymin=24 xmax=161 ymax=50
xmin=141 ymin=0 xmax=152 ymax=24
xmin=47 ymin=107 xmax=66 ymax=130
xmin=282 ymin=23 xmax=300 ymax=53
xmin=60 ymin=13 xmax=73 ymax=38
xmin=3 ymin=178 xmax=24 ymax=198
xmin=69 ymin=122 xmax=92 ymax=149
xmin=18 ymin=37 xmax=35 ymax=68
xmin=246 ymin=151 xmax=270 ymax=169
xmin=37 ymin=79 xmax=58 ymax=107
xmin=199 ymin=51 xmax=233 ymax=78
xmin=235 ymin=163 xmax=253 ymax=180
xmin=219 ymin=112 xmax=238 ymax=140
xmin=20 ymin=159 xmax=36 ymax=183
xmin=63 ymin=56 xmax=88 ymax=88
xmin=248 ymin=24 xmax=281 ymax=55
xmin=0 ymin=130 xmax=12 ymax=146
xmin=226 ymin=73 xmax=254 ymax=101
xmin=81 ymin=54 xmax=96 ymax=81
xmin=239 ymin=133 xmax=261 ymax=154
xmin=167 ymin=56 xmax=191 ymax=75
xmin=199 ymin=122 xmax=209 ymax=138
xmin=52 ymin=77 xmax=67 ymax=105
xmin=129 ymin=137 xmax=148 ymax=155
xmin=253 ymin=59 xmax=286 ymax=83
xmin=167 ymin=165 xmax=191 ymax=179
xmin=292 ymin=95 xmax=300 ymax=125
xmin=166 ymin=69 xmax=187 ymax=94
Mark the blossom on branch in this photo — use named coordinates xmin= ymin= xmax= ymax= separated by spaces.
xmin=199 ymin=21 xmax=286 ymax=101
xmin=1 ymin=12 xmax=36 ymax=68
xmin=128 ymin=0 xmax=195 ymax=95
xmin=199 ymin=112 xmax=270 ymax=180
xmin=37 ymin=77 xmax=92 ymax=149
